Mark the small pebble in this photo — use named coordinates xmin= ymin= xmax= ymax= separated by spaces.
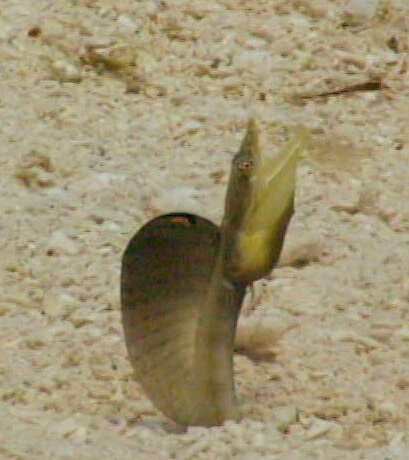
xmin=117 ymin=14 xmax=141 ymax=32
xmin=395 ymin=327 xmax=409 ymax=341
xmin=331 ymin=330 xmax=383 ymax=350
xmin=51 ymin=59 xmax=82 ymax=83
xmin=48 ymin=231 xmax=78 ymax=256
xmin=344 ymin=0 xmax=379 ymax=20
xmin=274 ymin=405 xmax=297 ymax=433
xmin=305 ymin=419 xmax=336 ymax=440
xmin=42 ymin=289 xmax=76 ymax=317
xmin=378 ymin=402 xmax=400 ymax=421
xmin=234 ymin=51 xmax=271 ymax=73
xmin=235 ymin=314 xmax=295 ymax=352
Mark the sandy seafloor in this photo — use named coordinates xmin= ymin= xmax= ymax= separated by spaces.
xmin=1 ymin=0 xmax=409 ymax=458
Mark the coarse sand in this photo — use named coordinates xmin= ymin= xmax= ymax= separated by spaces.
xmin=1 ymin=0 xmax=409 ymax=458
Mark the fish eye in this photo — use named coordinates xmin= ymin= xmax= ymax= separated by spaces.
xmin=237 ymin=159 xmax=254 ymax=172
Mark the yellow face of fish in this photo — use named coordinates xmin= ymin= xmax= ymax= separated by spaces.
xmin=222 ymin=120 xmax=309 ymax=282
